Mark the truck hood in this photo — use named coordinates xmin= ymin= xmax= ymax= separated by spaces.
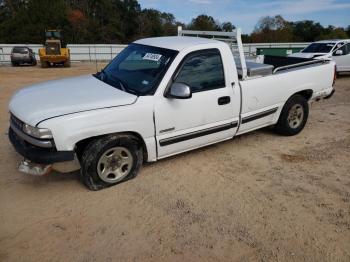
xmin=288 ymin=52 xmax=330 ymax=59
xmin=9 ymin=75 xmax=137 ymax=126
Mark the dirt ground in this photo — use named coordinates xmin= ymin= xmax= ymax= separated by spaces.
xmin=0 ymin=63 xmax=349 ymax=262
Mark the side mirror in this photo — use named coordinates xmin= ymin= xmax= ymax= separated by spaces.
xmin=166 ymin=82 xmax=192 ymax=99
xmin=334 ymin=50 xmax=343 ymax=56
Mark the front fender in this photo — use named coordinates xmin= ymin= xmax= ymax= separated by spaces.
xmin=38 ymin=97 xmax=157 ymax=161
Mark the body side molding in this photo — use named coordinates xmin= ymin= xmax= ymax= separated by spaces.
xmin=159 ymin=121 xmax=238 ymax=146
xmin=241 ymin=107 xmax=278 ymax=124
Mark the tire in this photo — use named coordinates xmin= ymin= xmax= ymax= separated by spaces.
xmin=80 ymin=134 xmax=143 ymax=191
xmin=41 ymin=61 xmax=49 ymax=68
xmin=11 ymin=62 xmax=18 ymax=66
xmin=63 ymin=60 xmax=71 ymax=67
xmin=274 ymin=95 xmax=309 ymax=136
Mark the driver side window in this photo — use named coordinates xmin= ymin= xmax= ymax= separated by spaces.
xmin=334 ymin=43 xmax=350 ymax=56
xmin=175 ymin=49 xmax=225 ymax=93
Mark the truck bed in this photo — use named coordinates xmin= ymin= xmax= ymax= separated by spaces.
xmin=263 ymin=55 xmax=313 ymax=68
xmin=236 ymin=55 xmax=326 ymax=79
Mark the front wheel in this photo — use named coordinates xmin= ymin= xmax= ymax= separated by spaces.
xmin=41 ymin=61 xmax=49 ymax=68
xmin=63 ymin=60 xmax=71 ymax=67
xmin=274 ymin=95 xmax=309 ymax=136
xmin=80 ymin=134 xmax=143 ymax=190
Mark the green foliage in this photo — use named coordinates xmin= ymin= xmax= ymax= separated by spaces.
xmin=292 ymin=20 xmax=324 ymax=42
xmin=318 ymin=26 xmax=349 ymax=40
xmin=222 ymin=22 xmax=235 ymax=32
xmin=188 ymin=15 xmax=220 ymax=31
xmin=251 ymin=15 xmax=294 ymax=42
xmin=0 ymin=0 xmax=69 ymax=43
xmin=0 ymin=1 xmax=348 ymax=44
xmin=138 ymin=9 xmax=178 ymax=38
xmin=251 ymin=15 xmax=349 ymax=43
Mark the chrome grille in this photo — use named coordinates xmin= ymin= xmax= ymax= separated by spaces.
xmin=9 ymin=113 xmax=54 ymax=148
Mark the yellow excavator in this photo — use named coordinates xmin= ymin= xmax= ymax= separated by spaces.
xmin=39 ymin=30 xmax=70 ymax=68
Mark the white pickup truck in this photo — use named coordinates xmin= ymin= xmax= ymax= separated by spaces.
xmin=8 ymin=28 xmax=336 ymax=190
xmin=289 ymin=39 xmax=350 ymax=73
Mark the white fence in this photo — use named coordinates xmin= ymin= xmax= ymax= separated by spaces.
xmin=67 ymin=44 xmax=127 ymax=61
xmin=0 ymin=42 xmax=309 ymax=63
xmin=0 ymin=44 xmax=128 ymax=63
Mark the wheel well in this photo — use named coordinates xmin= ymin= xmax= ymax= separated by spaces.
xmin=293 ymin=89 xmax=313 ymax=101
xmin=75 ymin=132 xmax=148 ymax=163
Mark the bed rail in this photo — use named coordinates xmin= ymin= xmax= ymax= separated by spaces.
xmin=273 ymin=59 xmax=328 ymax=74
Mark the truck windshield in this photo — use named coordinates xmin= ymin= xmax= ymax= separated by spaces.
xmin=95 ymin=43 xmax=178 ymax=95
xmin=302 ymin=43 xmax=335 ymax=53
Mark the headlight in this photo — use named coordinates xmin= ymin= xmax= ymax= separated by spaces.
xmin=23 ymin=124 xmax=53 ymax=139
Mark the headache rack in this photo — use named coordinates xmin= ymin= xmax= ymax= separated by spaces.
xmin=178 ymin=26 xmax=248 ymax=80
xmin=177 ymin=27 xmax=328 ymax=80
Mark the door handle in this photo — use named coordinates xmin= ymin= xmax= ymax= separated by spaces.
xmin=218 ymin=96 xmax=231 ymax=105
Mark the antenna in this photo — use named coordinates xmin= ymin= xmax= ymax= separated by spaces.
xmin=92 ymin=10 xmax=99 ymax=73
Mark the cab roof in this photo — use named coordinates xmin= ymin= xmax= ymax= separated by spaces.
xmin=314 ymin=39 xmax=350 ymax=43
xmin=134 ymin=36 xmax=226 ymax=51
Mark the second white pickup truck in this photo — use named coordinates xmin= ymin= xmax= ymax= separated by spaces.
xmin=289 ymin=39 xmax=350 ymax=73
xmin=8 ymin=28 xmax=336 ymax=190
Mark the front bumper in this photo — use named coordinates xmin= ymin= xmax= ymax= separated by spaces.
xmin=40 ymin=55 xmax=68 ymax=63
xmin=9 ymin=127 xmax=74 ymax=164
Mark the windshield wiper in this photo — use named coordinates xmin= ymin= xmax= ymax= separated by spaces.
xmin=112 ymin=75 xmax=127 ymax=92
xmin=112 ymin=75 xmax=139 ymax=95
xmin=95 ymin=69 xmax=139 ymax=96
xmin=95 ymin=69 xmax=107 ymax=81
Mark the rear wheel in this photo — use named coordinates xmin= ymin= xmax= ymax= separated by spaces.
xmin=274 ymin=95 xmax=309 ymax=136
xmin=80 ymin=134 xmax=143 ymax=190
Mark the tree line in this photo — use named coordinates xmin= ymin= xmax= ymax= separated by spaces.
xmin=0 ymin=0 xmax=349 ymax=44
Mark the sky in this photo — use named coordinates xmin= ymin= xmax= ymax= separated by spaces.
xmin=138 ymin=0 xmax=350 ymax=33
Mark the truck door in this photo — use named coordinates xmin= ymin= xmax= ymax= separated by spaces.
xmin=154 ymin=48 xmax=241 ymax=158
xmin=333 ymin=43 xmax=350 ymax=72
